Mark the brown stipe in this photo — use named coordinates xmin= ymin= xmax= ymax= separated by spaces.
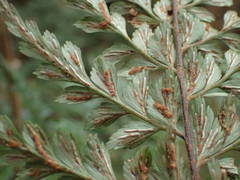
xmin=172 ymin=0 xmax=199 ymax=179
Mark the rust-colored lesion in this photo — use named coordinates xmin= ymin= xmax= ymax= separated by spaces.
xmin=154 ymin=101 xmax=173 ymax=119
xmin=0 ymin=128 xmax=23 ymax=149
xmin=66 ymin=93 xmax=93 ymax=102
xmin=27 ymin=125 xmax=65 ymax=171
xmin=138 ymin=158 xmax=149 ymax=180
xmin=166 ymin=142 xmax=177 ymax=170
xmin=103 ymin=70 xmax=116 ymax=97
xmin=70 ymin=52 xmax=81 ymax=66
xmin=128 ymin=66 xmax=154 ymax=75
xmin=98 ymin=1 xmax=112 ymax=29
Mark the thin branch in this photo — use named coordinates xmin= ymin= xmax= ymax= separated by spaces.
xmin=172 ymin=0 xmax=199 ymax=179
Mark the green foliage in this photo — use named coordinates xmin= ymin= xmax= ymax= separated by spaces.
xmin=1 ymin=0 xmax=240 ymax=179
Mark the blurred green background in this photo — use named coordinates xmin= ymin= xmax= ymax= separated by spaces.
xmin=0 ymin=0 xmax=240 ymax=179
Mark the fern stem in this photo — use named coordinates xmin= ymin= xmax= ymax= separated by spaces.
xmin=172 ymin=0 xmax=199 ymax=179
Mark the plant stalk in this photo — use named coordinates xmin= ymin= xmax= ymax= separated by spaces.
xmin=171 ymin=1 xmax=199 ymax=179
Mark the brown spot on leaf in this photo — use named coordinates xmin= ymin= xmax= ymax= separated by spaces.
xmin=98 ymin=20 xmax=111 ymax=29
xmin=41 ymin=72 xmax=62 ymax=79
xmin=7 ymin=139 xmax=22 ymax=148
xmin=154 ymin=102 xmax=168 ymax=111
xmin=27 ymin=125 xmax=64 ymax=171
xmin=166 ymin=142 xmax=177 ymax=170
xmin=128 ymin=66 xmax=145 ymax=75
xmin=154 ymin=102 xmax=173 ymax=118
xmin=162 ymin=110 xmax=173 ymax=119
xmin=66 ymin=94 xmax=92 ymax=102
xmin=162 ymin=88 xmax=173 ymax=95
xmin=98 ymin=1 xmax=111 ymax=22
xmin=70 ymin=53 xmax=80 ymax=66
xmin=103 ymin=70 xmax=116 ymax=97
xmin=128 ymin=66 xmax=155 ymax=75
